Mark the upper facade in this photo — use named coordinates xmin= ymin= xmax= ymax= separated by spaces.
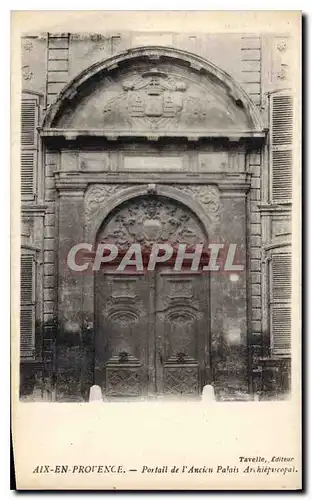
xmin=19 ymin=30 xmax=294 ymax=401
xmin=21 ymin=30 xmax=294 ymax=203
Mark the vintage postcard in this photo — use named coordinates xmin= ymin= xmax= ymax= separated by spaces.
xmin=11 ymin=10 xmax=302 ymax=490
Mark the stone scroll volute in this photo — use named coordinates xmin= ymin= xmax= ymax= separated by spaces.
xmin=175 ymin=185 xmax=221 ymax=232
xmin=85 ymin=184 xmax=128 ymax=222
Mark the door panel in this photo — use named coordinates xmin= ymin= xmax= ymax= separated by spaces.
xmin=95 ymin=268 xmax=209 ymax=399
xmin=95 ymin=270 xmax=152 ymax=398
xmin=94 ymin=194 xmax=210 ymax=399
xmin=155 ymin=269 xmax=209 ymax=397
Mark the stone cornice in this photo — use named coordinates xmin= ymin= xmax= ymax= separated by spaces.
xmin=263 ymin=240 xmax=291 ymax=251
xmin=21 ymin=243 xmax=41 ymax=252
xmin=40 ymin=128 xmax=265 ymax=142
xmin=258 ymin=202 xmax=292 ymax=213
xmin=219 ymin=190 xmax=249 ymax=197
xmin=21 ymin=204 xmax=47 ymax=216
xmin=55 ymin=181 xmax=88 ymax=196
xmin=54 ymin=171 xmax=251 ymax=190
xmin=22 ymin=89 xmax=44 ymax=98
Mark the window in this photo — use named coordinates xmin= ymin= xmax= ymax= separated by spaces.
xmin=269 ymin=91 xmax=293 ymax=203
xmin=269 ymin=249 xmax=291 ymax=355
xmin=20 ymin=252 xmax=36 ymax=358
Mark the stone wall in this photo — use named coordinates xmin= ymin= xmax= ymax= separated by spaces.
xmin=20 ymin=31 xmax=293 ymax=401
xmin=21 ymin=31 xmax=292 ymax=102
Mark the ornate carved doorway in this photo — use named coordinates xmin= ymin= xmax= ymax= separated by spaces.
xmin=94 ymin=195 xmax=210 ymax=399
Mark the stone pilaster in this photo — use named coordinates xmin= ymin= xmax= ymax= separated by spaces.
xmin=212 ymin=185 xmax=250 ymax=400
xmin=55 ymin=182 xmax=92 ymax=401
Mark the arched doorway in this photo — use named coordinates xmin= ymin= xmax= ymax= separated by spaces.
xmin=45 ymin=45 xmax=264 ymax=402
xmin=94 ymin=195 xmax=210 ymax=400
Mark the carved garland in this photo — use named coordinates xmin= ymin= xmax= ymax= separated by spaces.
xmin=85 ymin=183 xmax=220 ymax=231
xmin=85 ymin=184 xmax=129 ymax=223
xmin=175 ymin=185 xmax=220 ymax=227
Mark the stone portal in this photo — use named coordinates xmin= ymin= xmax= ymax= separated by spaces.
xmin=94 ymin=195 xmax=210 ymax=399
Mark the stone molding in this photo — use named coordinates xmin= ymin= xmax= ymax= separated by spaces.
xmin=41 ymin=129 xmax=265 ymax=141
xmin=54 ymin=170 xmax=251 ymax=186
xmin=55 ymin=182 xmax=87 ymax=198
xmin=42 ymin=46 xmax=264 ymax=132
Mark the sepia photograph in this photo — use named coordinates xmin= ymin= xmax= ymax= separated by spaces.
xmin=20 ymin=23 xmax=294 ymax=403
xmin=11 ymin=10 xmax=301 ymax=490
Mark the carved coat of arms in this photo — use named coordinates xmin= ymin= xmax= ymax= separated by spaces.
xmin=99 ymin=197 xmax=206 ymax=249
xmin=103 ymin=71 xmax=187 ymax=129
xmin=102 ymin=70 xmax=237 ymax=131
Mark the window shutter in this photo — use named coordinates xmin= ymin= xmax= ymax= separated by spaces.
xmin=21 ymin=100 xmax=37 ymax=147
xmin=20 ymin=254 xmax=35 ymax=358
xmin=21 ymin=151 xmax=35 ymax=198
xmin=271 ymin=307 xmax=291 ymax=354
xmin=21 ymin=96 xmax=38 ymax=201
xmin=271 ymin=253 xmax=292 ymax=301
xmin=269 ymin=92 xmax=293 ymax=203
xmin=270 ymin=253 xmax=292 ymax=355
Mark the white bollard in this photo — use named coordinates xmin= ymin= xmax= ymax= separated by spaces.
xmin=89 ymin=385 xmax=103 ymax=403
xmin=201 ymin=384 xmax=216 ymax=403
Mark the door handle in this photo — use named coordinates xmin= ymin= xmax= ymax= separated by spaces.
xmin=158 ymin=349 xmax=163 ymax=365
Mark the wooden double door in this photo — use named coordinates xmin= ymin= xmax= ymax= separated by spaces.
xmin=95 ymin=267 xmax=210 ymax=399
